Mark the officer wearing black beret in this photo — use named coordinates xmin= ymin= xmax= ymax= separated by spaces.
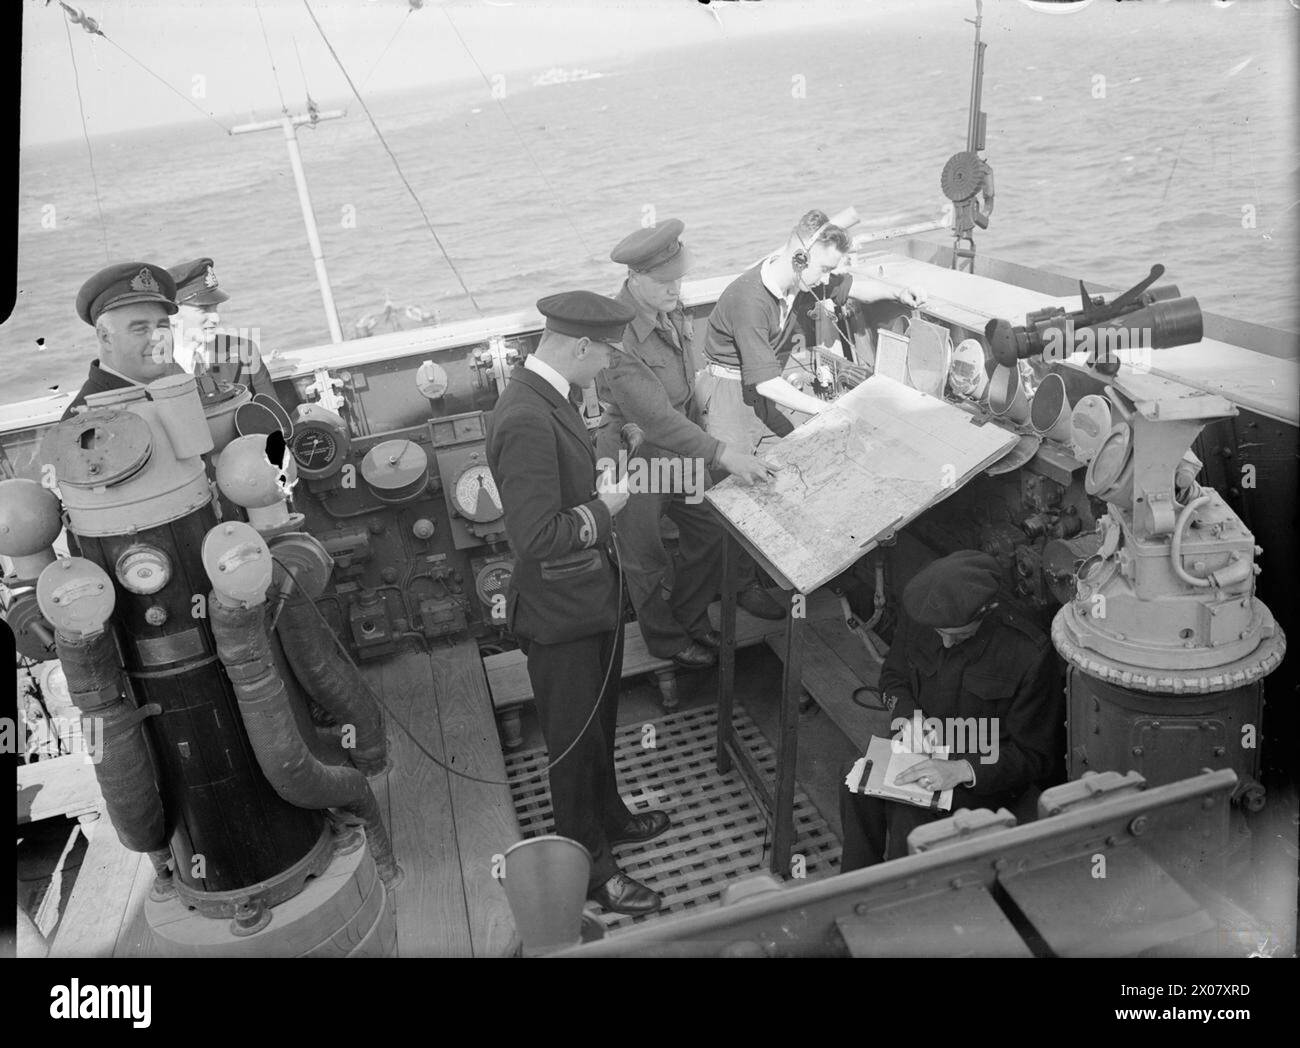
xmin=168 ymin=257 xmax=275 ymax=398
xmin=62 ymin=262 xmax=180 ymax=420
xmin=486 ymin=290 xmax=670 ymax=916
xmin=839 ymin=550 xmax=1064 ymax=870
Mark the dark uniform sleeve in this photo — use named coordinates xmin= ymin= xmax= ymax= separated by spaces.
xmin=969 ymin=636 xmax=1061 ymax=798
xmin=879 ymin=616 xmax=919 ymax=723
xmin=602 ymin=351 xmax=723 ymax=465
xmin=492 ymin=406 xmax=612 ymax=560
xmin=736 ymin=311 xmax=783 ymax=390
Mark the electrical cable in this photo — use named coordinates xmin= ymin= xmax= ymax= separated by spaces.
xmin=301 ymin=0 xmax=486 ymax=316
xmin=254 ymin=0 xmax=289 ymax=115
xmin=269 ymin=526 xmax=625 ymax=787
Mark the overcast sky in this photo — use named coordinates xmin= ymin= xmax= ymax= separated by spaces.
xmin=21 ymin=0 xmax=910 ymax=145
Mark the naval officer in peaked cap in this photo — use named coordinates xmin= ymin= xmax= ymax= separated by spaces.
xmin=62 ymin=262 xmax=181 ymax=420
xmin=487 ymin=290 xmax=671 ymax=916
xmin=596 ymin=218 xmax=776 ymax=672
xmin=838 ymin=550 xmax=1064 ymax=870
xmin=168 ymin=257 xmax=275 ymax=398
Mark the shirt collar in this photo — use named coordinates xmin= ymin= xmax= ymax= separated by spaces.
xmin=97 ymin=361 xmax=146 ymax=387
xmin=619 ymin=281 xmax=663 ymax=343
xmin=524 ymin=353 xmax=570 ymax=400
xmin=760 ymin=254 xmax=794 ymax=306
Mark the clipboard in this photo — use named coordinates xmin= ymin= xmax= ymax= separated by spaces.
xmin=844 ymin=735 xmax=954 ymax=812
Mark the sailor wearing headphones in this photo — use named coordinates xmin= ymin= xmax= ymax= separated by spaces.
xmin=695 ymin=209 xmax=923 ymax=616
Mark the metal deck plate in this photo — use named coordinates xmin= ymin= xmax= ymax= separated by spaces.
xmin=504 ymin=704 xmax=842 ymax=931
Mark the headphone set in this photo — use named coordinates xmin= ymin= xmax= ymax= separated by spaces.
xmin=791 ymin=218 xmax=834 ymax=273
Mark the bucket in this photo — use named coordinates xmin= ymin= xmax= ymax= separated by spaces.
xmin=948 ymin=338 xmax=989 ymax=400
xmin=1069 ymin=394 xmax=1113 ymax=464
xmin=1030 ymin=372 xmax=1073 ymax=442
xmin=502 ymin=836 xmax=592 ymax=956
xmin=988 ymin=364 xmax=1030 ymax=423
xmin=903 ymin=319 xmax=951 ymax=398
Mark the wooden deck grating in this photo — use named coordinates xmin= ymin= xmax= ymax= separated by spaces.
xmin=504 ymin=703 xmax=842 ymax=933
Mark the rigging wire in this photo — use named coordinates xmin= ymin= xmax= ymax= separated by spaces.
xmin=360 ymin=7 xmax=412 ymax=93
xmin=52 ymin=2 xmax=233 ymax=133
xmin=300 ymin=0 xmax=485 ymax=316
xmin=254 ymin=0 xmax=289 ymax=115
xmin=62 ymin=13 xmax=110 ymax=262
xmin=439 ymin=5 xmax=595 ymax=258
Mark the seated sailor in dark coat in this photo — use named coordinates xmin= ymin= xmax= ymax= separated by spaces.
xmin=61 ymin=262 xmax=181 ymax=420
xmin=839 ymin=550 xmax=1064 ymax=870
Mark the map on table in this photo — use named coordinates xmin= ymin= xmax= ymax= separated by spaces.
xmin=705 ymin=374 xmax=1019 ymax=595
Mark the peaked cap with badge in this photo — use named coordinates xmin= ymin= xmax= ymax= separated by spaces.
xmin=168 ymin=257 xmax=230 ymax=307
xmin=536 ymin=290 xmax=634 ymax=343
xmin=75 ymin=262 xmax=178 ymax=326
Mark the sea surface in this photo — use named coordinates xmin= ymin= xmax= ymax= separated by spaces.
xmin=6 ymin=0 xmax=1298 ymax=404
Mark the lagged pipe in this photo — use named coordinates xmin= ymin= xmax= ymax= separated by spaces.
xmin=207 ymin=596 xmax=402 ymax=886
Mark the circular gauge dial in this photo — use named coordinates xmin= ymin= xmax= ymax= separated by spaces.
xmin=116 ymin=545 xmax=172 ymax=595
xmin=454 ymin=464 xmax=503 ymax=523
xmin=475 ymin=563 xmax=513 ymax=606
xmin=292 ymin=429 xmax=338 ymax=473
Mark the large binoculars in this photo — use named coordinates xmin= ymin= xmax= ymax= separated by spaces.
xmin=985 ymin=265 xmax=1203 ymax=374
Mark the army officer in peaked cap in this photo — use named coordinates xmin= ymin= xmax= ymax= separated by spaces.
xmin=62 ymin=262 xmax=182 ymax=420
xmin=169 ymin=257 xmax=275 ymax=398
xmin=596 ymin=219 xmax=777 ymax=671
xmin=487 ymin=290 xmax=671 ymax=916
xmin=839 ymin=550 xmax=1064 ymax=870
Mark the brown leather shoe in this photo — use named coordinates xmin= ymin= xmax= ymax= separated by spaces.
xmin=609 ymin=810 xmax=671 ymax=847
xmin=692 ymin=628 xmax=722 ymax=650
xmin=588 ymin=872 xmax=662 ymax=916
xmin=738 ymin=584 xmax=786 ymax=620
xmin=671 ymin=640 xmax=717 ymax=669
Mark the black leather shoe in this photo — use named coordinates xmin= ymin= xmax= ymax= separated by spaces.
xmin=692 ymin=628 xmax=722 ymax=650
xmin=738 ymin=584 xmax=786 ymax=620
xmin=671 ymin=640 xmax=717 ymax=669
xmin=588 ymin=872 xmax=662 ymax=916
xmin=609 ymin=810 xmax=672 ymax=847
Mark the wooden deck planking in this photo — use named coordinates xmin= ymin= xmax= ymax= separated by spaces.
xmin=370 ymin=650 xmax=473 ymax=957
xmin=432 ymin=638 xmax=521 ymax=958
xmin=47 ymin=813 xmax=147 ymax=958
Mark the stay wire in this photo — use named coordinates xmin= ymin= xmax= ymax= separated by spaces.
xmin=93 ymin=38 xmax=233 ymax=134
xmin=268 ymin=533 xmax=625 ymax=787
xmin=439 ymin=5 xmax=595 ymax=258
xmin=360 ymin=7 xmax=412 ymax=93
xmin=62 ymin=15 xmax=110 ymax=262
xmin=301 ymin=0 xmax=486 ymax=316
xmin=254 ymin=0 xmax=289 ymax=115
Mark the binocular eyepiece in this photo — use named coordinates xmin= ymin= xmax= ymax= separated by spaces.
xmin=985 ymin=268 xmax=1204 ymax=374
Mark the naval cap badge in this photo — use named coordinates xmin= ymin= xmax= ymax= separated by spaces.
xmin=203 ymin=265 xmax=218 ymax=289
xmin=130 ymin=267 xmax=159 ymax=293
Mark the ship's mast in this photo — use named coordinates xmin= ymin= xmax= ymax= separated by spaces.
xmin=942 ymin=0 xmax=993 ymax=274
xmin=231 ymin=109 xmax=346 ymax=345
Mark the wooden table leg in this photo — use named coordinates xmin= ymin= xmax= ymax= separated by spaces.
xmin=770 ymin=590 xmax=805 ymax=876
xmin=716 ymin=534 xmax=737 ymax=775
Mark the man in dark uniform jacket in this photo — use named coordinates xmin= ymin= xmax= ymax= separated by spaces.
xmin=62 ymin=262 xmax=181 ymax=420
xmin=839 ymin=551 xmax=1063 ymax=870
xmin=168 ymin=257 xmax=276 ymax=398
xmin=487 ymin=290 xmax=671 ymax=916
xmin=596 ymin=218 xmax=776 ymax=670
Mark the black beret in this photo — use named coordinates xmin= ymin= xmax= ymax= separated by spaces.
xmin=537 ymin=290 xmax=635 ymax=343
xmin=168 ymin=257 xmax=230 ymax=307
xmin=903 ymin=550 xmax=1001 ymax=628
xmin=610 ymin=218 xmax=691 ymax=281
xmin=76 ymin=262 xmax=178 ymax=326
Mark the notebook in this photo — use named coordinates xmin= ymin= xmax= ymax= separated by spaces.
xmin=844 ymin=734 xmax=955 ymax=812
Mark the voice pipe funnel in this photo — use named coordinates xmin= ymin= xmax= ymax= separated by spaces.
xmin=1029 ymin=372 xmax=1073 ymax=442
xmin=502 ymin=836 xmax=592 ymax=956
xmin=988 ymin=363 xmax=1030 ymax=424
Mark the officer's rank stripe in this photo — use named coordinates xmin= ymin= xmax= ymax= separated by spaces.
xmin=575 ymin=504 xmax=597 ymax=547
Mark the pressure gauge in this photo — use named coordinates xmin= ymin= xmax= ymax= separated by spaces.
xmin=115 ymin=544 xmax=172 ymax=595
xmin=453 ymin=460 xmax=503 ymax=523
xmin=474 ymin=560 xmax=514 ymax=609
xmin=289 ymin=404 xmax=350 ymax=480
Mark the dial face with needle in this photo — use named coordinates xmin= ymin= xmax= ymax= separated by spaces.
xmin=454 ymin=463 xmax=503 ymax=523
xmin=292 ymin=430 xmax=338 ymax=473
